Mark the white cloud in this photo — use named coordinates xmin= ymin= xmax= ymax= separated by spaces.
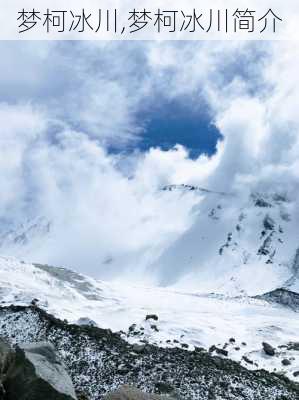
xmin=0 ymin=40 xmax=298 ymax=287
xmin=0 ymin=103 xmax=47 ymax=219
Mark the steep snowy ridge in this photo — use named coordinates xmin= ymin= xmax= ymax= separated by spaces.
xmin=162 ymin=184 xmax=232 ymax=196
xmin=153 ymin=189 xmax=299 ymax=294
xmin=0 ymin=255 xmax=298 ymax=383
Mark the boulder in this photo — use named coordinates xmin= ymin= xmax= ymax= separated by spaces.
xmin=281 ymin=359 xmax=291 ymax=366
xmin=262 ymin=342 xmax=275 ymax=356
xmin=0 ymin=338 xmax=14 ymax=399
xmin=216 ymin=348 xmax=228 ymax=357
xmin=209 ymin=345 xmax=228 ymax=357
xmin=145 ymin=314 xmax=159 ymax=321
xmin=103 ymin=385 xmax=176 ymax=400
xmin=242 ymin=356 xmax=253 ymax=365
xmin=132 ymin=344 xmax=146 ymax=354
xmin=4 ymin=341 xmax=77 ymax=400
xmin=0 ymin=337 xmax=13 ymax=373
xmin=77 ymin=317 xmax=98 ymax=327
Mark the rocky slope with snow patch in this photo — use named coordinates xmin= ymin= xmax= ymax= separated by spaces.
xmin=0 ymin=305 xmax=298 ymax=400
xmin=0 ymin=256 xmax=298 ymax=384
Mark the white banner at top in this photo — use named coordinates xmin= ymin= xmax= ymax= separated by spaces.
xmin=0 ymin=0 xmax=298 ymax=40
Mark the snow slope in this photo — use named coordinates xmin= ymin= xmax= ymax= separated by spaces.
xmin=0 ymin=255 xmax=298 ymax=382
xmin=151 ymin=189 xmax=299 ymax=294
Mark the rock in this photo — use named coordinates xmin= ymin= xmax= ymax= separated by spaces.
xmin=132 ymin=344 xmax=146 ymax=354
xmin=155 ymin=381 xmax=175 ymax=394
xmin=281 ymin=359 xmax=291 ymax=366
xmin=150 ymin=325 xmax=159 ymax=332
xmin=128 ymin=324 xmax=137 ymax=332
xmin=0 ymin=337 xmax=13 ymax=373
xmin=103 ymin=385 xmax=175 ymax=400
xmin=242 ymin=356 xmax=253 ymax=365
xmin=293 ymin=371 xmax=299 ymax=378
xmin=5 ymin=341 xmax=77 ymax=400
xmin=209 ymin=345 xmax=216 ymax=353
xmin=255 ymin=288 xmax=299 ymax=311
xmin=216 ymin=348 xmax=228 ymax=357
xmin=263 ymin=215 xmax=275 ymax=230
xmin=76 ymin=392 xmax=89 ymax=400
xmin=229 ymin=338 xmax=236 ymax=344
xmin=117 ymin=365 xmax=130 ymax=375
xmin=209 ymin=346 xmax=228 ymax=357
xmin=0 ymin=337 xmax=14 ymax=400
xmin=254 ymin=198 xmax=272 ymax=208
xmin=212 ymin=358 xmax=222 ymax=368
xmin=286 ymin=342 xmax=299 ymax=351
xmin=262 ymin=342 xmax=275 ymax=356
xmin=76 ymin=318 xmax=97 ymax=327
xmin=145 ymin=314 xmax=159 ymax=321
xmin=30 ymin=298 xmax=39 ymax=306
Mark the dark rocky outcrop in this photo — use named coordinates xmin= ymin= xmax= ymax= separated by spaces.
xmin=255 ymin=288 xmax=299 ymax=311
xmin=0 ymin=338 xmax=13 ymax=399
xmin=0 ymin=338 xmax=77 ymax=400
xmin=0 ymin=305 xmax=298 ymax=400
xmin=263 ymin=215 xmax=275 ymax=231
xmin=145 ymin=315 xmax=159 ymax=321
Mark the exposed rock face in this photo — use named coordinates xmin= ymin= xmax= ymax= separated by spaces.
xmin=255 ymin=288 xmax=299 ymax=311
xmin=0 ymin=306 xmax=298 ymax=400
xmin=0 ymin=338 xmax=12 ymax=374
xmin=284 ymin=249 xmax=299 ymax=289
xmin=4 ymin=341 xmax=77 ymax=400
xmin=0 ymin=339 xmax=13 ymax=399
xmin=103 ymin=385 xmax=176 ymax=400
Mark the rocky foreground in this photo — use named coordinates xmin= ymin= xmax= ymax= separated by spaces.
xmin=0 ymin=305 xmax=298 ymax=400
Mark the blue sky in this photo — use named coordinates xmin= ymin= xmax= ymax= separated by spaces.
xmin=109 ymin=97 xmax=222 ymax=159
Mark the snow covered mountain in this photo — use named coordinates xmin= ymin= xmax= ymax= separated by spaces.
xmin=152 ymin=187 xmax=299 ymax=295
xmin=0 ymin=216 xmax=51 ymax=259
xmin=0 ymin=186 xmax=298 ymax=386
xmin=0 ymin=188 xmax=298 ymax=297
xmin=0 ymin=255 xmax=298 ymax=383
